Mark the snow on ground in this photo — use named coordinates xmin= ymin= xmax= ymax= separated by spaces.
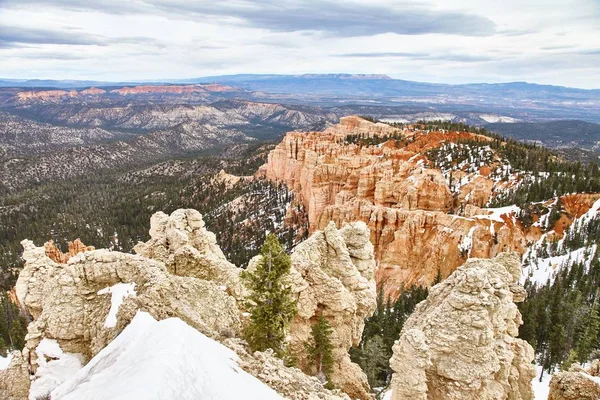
xmin=382 ymin=388 xmax=392 ymax=400
xmin=97 ymin=282 xmax=136 ymax=328
xmin=532 ymin=365 xmax=552 ymax=400
xmin=522 ymin=245 xmax=597 ymax=286
xmin=479 ymin=114 xmax=518 ymax=123
xmin=51 ymin=311 xmax=284 ymax=400
xmin=0 ymin=353 xmax=12 ymax=370
xmin=29 ymin=338 xmax=85 ymax=400
xmin=474 ymin=205 xmax=521 ymax=223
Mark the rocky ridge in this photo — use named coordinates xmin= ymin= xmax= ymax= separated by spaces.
xmin=388 ymin=252 xmax=535 ymax=400
xmin=0 ymin=209 xmax=361 ymax=399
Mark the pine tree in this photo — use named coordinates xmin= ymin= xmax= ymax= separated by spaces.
xmin=575 ymin=297 xmax=600 ymax=363
xmin=561 ymin=349 xmax=578 ymax=371
xmin=306 ymin=315 xmax=334 ymax=386
xmin=360 ymin=335 xmax=389 ymax=388
xmin=241 ymin=233 xmax=296 ymax=356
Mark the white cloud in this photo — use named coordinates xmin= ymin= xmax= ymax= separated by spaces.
xmin=0 ymin=0 xmax=598 ymax=88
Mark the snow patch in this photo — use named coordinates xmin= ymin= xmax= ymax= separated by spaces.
xmin=479 ymin=114 xmax=518 ymax=123
xmin=475 ymin=205 xmax=520 ymax=223
xmin=29 ymin=339 xmax=85 ymax=400
xmin=51 ymin=311 xmax=283 ymax=400
xmin=97 ymin=282 xmax=136 ymax=328
xmin=458 ymin=226 xmax=477 ymax=257
xmin=532 ymin=365 xmax=552 ymax=400
xmin=0 ymin=353 xmax=12 ymax=370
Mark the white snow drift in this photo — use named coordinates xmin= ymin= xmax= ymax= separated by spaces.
xmin=50 ymin=311 xmax=283 ymax=400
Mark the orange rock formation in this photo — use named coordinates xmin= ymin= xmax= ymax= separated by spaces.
xmin=44 ymin=239 xmax=94 ymax=264
xmin=260 ymin=116 xmax=596 ymax=298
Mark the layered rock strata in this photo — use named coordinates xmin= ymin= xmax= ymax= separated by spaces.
xmin=261 ymin=116 xmax=600 ymax=296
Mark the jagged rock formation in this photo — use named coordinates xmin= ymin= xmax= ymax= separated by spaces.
xmin=548 ymin=361 xmax=600 ymax=400
xmin=388 ymin=252 xmax=535 ymax=400
xmin=260 ymin=116 xmax=531 ymax=295
xmin=44 ymin=238 xmax=94 ymax=264
xmin=0 ymin=209 xmax=353 ymax=400
xmin=133 ymin=209 xmax=244 ymax=297
xmin=249 ymin=220 xmax=377 ymax=399
xmin=260 ymin=116 xmax=600 ymax=297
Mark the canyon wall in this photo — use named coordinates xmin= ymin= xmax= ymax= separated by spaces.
xmin=261 ymin=116 xmax=599 ymax=296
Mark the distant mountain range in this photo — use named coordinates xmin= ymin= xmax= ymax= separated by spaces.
xmin=2 ymin=74 xmax=599 ymax=123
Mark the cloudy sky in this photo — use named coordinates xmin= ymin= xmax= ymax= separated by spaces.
xmin=1 ymin=0 xmax=599 ymax=88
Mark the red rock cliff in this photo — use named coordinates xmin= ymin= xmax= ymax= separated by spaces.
xmin=261 ymin=116 xmax=596 ymax=298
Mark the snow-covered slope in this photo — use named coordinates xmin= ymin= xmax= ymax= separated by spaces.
xmin=50 ymin=312 xmax=284 ymax=400
xmin=522 ymin=198 xmax=600 ymax=286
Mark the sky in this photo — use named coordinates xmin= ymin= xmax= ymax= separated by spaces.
xmin=1 ymin=0 xmax=599 ymax=88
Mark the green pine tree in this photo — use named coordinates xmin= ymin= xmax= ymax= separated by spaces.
xmin=306 ymin=315 xmax=334 ymax=386
xmin=561 ymin=349 xmax=578 ymax=371
xmin=360 ymin=335 xmax=389 ymax=388
xmin=575 ymin=298 xmax=600 ymax=363
xmin=241 ymin=233 xmax=296 ymax=356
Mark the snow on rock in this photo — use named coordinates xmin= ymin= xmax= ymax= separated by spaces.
xmin=475 ymin=205 xmax=520 ymax=223
xmin=0 ymin=354 xmax=12 ymax=370
xmin=458 ymin=226 xmax=476 ymax=256
xmin=51 ymin=311 xmax=284 ymax=400
xmin=29 ymin=339 xmax=85 ymax=400
xmin=479 ymin=114 xmax=518 ymax=123
xmin=97 ymin=282 xmax=137 ymax=328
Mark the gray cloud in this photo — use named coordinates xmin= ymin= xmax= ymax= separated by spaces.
xmin=1 ymin=0 xmax=497 ymax=37
xmin=336 ymin=52 xmax=494 ymax=62
xmin=0 ymin=24 xmax=164 ymax=49
xmin=0 ymin=25 xmax=107 ymax=47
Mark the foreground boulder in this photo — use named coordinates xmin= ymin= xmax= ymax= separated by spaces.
xmin=548 ymin=360 xmax=600 ymax=400
xmin=389 ymin=252 xmax=535 ymax=400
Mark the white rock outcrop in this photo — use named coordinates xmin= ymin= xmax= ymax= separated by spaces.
xmin=286 ymin=221 xmax=377 ymax=400
xmin=548 ymin=360 xmax=600 ymax=400
xmin=389 ymin=252 xmax=535 ymax=400
xmin=0 ymin=209 xmax=355 ymax=400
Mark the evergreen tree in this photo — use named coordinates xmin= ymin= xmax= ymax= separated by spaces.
xmin=306 ymin=315 xmax=334 ymax=386
xmin=575 ymin=296 xmax=600 ymax=363
xmin=359 ymin=335 xmax=389 ymax=388
xmin=241 ymin=233 xmax=296 ymax=356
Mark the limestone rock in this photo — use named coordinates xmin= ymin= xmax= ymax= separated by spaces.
xmin=389 ymin=252 xmax=535 ymax=400
xmin=0 ymin=352 xmax=30 ymax=400
xmin=284 ymin=220 xmax=377 ymax=400
xmin=2 ymin=208 xmax=366 ymax=400
xmin=225 ymin=338 xmax=351 ymax=400
xmin=133 ymin=208 xmax=243 ymax=297
xmin=3 ymin=209 xmax=244 ymax=399
xmin=548 ymin=361 xmax=600 ymax=400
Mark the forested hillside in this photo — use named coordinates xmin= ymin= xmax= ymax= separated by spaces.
xmin=0 ymin=144 xmax=307 ymax=290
